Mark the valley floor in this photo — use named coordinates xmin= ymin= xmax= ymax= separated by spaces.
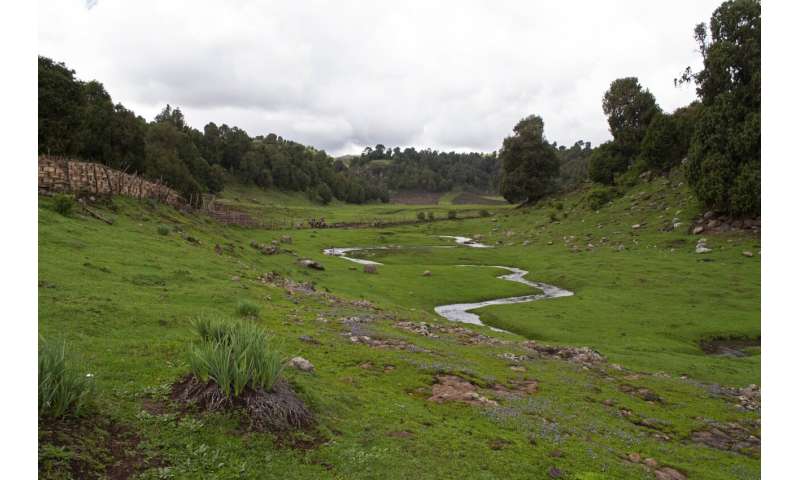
xmin=38 ymin=176 xmax=760 ymax=479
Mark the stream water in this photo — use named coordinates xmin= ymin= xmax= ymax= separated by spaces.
xmin=322 ymin=236 xmax=573 ymax=330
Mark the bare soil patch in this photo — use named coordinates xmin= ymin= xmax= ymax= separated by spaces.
xmin=700 ymin=336 xmax=760 ymax=357
xmin=39 ymin=415 xmax=160 ymax=480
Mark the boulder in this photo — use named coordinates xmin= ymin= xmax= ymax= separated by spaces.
xmin=289 ymin=356 xmax=314 ymax=372
xmin=692 ymin=226 xmax=704 ymax=235
xmin=696 ymin=244 xmax=712 ymax=254
xmin=298 ymin=259 xmax=325 ymax=270
xmin=364 ymin=264 xmax=378 ymax=274
xmin=280 ymin=235 xmax=293 ymax=244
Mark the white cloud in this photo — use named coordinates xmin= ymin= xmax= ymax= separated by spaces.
xmin=39 ymin=0 xmax=717 ymax=155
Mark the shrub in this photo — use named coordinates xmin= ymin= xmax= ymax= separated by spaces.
xmin=188 ymin=317 xmax=284 ymax=397
xmin=479 ymin=209 xmax=490 ymax=217
xmin=52 ymin=194 xmax=74 ymax=216
xmin=416 ymin=212 xmax=426 ymax=221
xmin=157 ymin=225 xmax=170 ymax=236
xmin=548 ymin=211 xmax=558 ymax=222
xmin=586 ymin=186 xmax=617 ymax=210
xmin=588 ymin=141 xmax=628 ymax=185
xmin=554 ymin=201 xmax=564 ymax=211
xmin=447 ymin=210 xmax=457 ymax=220
xmin=39 ymin=340 xmax=94 ymax=418
xmin=236 ymin=299 xmax=261 ymax=319
xmin=638 ymin=113 xmax=684 ymax=172
xmin=426 ymin=212 xmax=435 ymax=221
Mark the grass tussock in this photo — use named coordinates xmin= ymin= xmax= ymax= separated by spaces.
xmin=38 ymin=340 xmax=94 ymax=419
xmin=235 ymin=299 xmax=261 ymax=318
xmin=188 ymin=317 xmax=284 ymax=398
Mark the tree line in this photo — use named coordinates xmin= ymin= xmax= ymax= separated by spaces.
xmin=496 ymin=0 xmax=760 ymax=217
xmin=38 ymin=56 xmax=389 ymax=204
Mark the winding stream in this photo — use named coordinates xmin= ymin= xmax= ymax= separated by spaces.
xmin=322 ymin=236 xmax=574 ymax=330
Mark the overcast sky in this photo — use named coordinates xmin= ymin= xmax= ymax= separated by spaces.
xmin=38 ymin=0 xmax=720 ymax=156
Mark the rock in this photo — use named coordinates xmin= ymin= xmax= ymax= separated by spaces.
xmin=696 ymin=245 xmax=712 ymax=254
xmin=707 ymin=219 xmax=721 ymax=228
xmin=655 ymin=467 xmax=686 ymax=480
xmin=632 ymin=224 xmax=641 ymax=229
xmin=280 ymin=235 xmax=292 ymax=244
xmin=692 ymin=226 xmax=705 ymax=235
xmin=298 ymin=259 xmax=325 ymax=270
xmin=214 ymin=244 xmax=223 ymax=255
xmin=627 ymin=452 xmax=641 ymax=463
xmin=522 ymin=240 xmax=530 ymax=246
xmin=422 ymin=270 xmax=432 ymax=277
xmin=364 ymin=264 xmax=378 ymax=274
xmin=428 ymin=375 xmax=497 ymax=406
xmin=742 ymin=251 xmax=753 ymax=257
xmin=548 ymin=466 xmax=563 ymax=478
xmin=289 ymin=356 xmax=314 ymax=372
xmin=231 ymin=276 xmax=241 ymax=282
xmin=703 ymin=210 xmax=715 ymax=220
xmin=643 ymin=458 xmax=658 ymax=468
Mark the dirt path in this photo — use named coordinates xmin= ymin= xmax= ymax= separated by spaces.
xmin=323 ymin=236 xmax=574 ymax=331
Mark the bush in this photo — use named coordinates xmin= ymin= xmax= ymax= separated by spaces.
xmin=52 ymin=194 xmax=74 ymax=216
xmin=588 ymin=141 xmax=628 ymax=185
xmin=554 ymin=201 xmax=564 ymax=211
xmin=188 ymin=317 xmax=284 ymax=397
xmin=236 ymin=299 xmax=261 ymax=319
xmin=157 ymin=225 xmax=170 ymax=236
xmin=548 ymin=211 xmax=558 ymax=222
xmin=638 ymin=113 xmax=684 ymax=172
xmin=447 ymin=210 xmax=457 ymax=219
xmin=416 ymin=212 xmax=426 ymax=221
xmin=586 ymin=186 xmax=617 ymax=210
xmin=426 ymin=212 xmax=435 ymax=221
xmin=479 ymin=209 xmax=490 ymax=217
xmin=39 ymin=340 xmax=94 ymax=418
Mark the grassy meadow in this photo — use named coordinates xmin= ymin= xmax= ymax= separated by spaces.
xmin=38 ymin=174 xmax=759 ymax=479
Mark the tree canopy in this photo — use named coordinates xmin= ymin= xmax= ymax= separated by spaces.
xmin=682 ymin=0 xmax=761 ymax=216
xmin=498 ymin=115 xmax=559 ymax=203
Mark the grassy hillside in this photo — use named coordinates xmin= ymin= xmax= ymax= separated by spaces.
xmin=38 ymin=171 xmax=759 ymax=479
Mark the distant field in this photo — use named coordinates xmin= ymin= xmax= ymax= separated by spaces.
xmin=215 ymin=183 xmax=514 ymax=227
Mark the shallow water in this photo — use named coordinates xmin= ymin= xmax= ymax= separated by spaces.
xmin=323 ymin=236 xmax=573 ymax=331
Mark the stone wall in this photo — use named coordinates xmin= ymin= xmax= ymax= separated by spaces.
xmin=38 ymin=155 xmax=183 ymax=206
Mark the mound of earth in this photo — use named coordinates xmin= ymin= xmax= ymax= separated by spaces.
xmin=171 ymin=375 xmax=314 ymax=433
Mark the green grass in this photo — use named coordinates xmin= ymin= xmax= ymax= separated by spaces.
xmin=235 ymin=299 xmax=261 ymax=319
xmin=38 ymin=171 xmax=759 ymax=479
xmin=189 ymin=317 xmax=284 ymax=396
xmin=38 ymin=339 xmax=95 ymax=418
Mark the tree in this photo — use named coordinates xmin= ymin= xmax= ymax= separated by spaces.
xmin=602 ymin=77 xmax=660 ymax=158
xmin=638 ymin=113 xmax=684 ymax=172
xmin=498 ymin=115 xmax=559 ymax=203
xmin=682 ymin=0 xmax=760 ymax=216
xmin=38 ymin=56 xmax=84 ymax=155
xmin=588 ymin=141 xmax=628 ymax=185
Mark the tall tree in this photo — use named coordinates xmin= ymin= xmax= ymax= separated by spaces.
xmin=602 ymin=77 xmax=661 ymax=158
xmin=498 ymin=115 xmax=559 ymax=203
xmin=682 ymin=0 xmax=760 ymax=216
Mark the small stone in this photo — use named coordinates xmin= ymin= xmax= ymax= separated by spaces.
xmin=692 ymin=226 xmax=705 ymax=235
xmin=422 ymin=270 xmax=432 ymax=276
xmin=548 ymin=467 xmax=563 ymax=478
xmin=742 ymin=251 xmax=753 ymax=257
xmin=627 ymin=452 xmax=641 ymax=463
xmin=632 ymin=224 xmax=641 ymax=229
xmin=231 ymin=276 xmax=240 ymax=282
xmin=696 ymin=245 xmax=712 ymax=254
xmin=289 ymin=356 xmax=314 ymax=372
xmin=643 ymin=458 xmax=659 ymax=468
xmin=364 ymin=264 xmax=378 ymax=274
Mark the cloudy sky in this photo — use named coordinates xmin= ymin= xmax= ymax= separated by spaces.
xmin=38 ymin=0 xmax=719 ymax=156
